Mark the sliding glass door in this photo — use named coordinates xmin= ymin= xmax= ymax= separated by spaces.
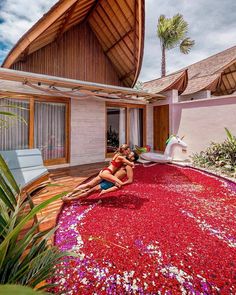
xmin=0 ymin=96 xmax=69 ymax=165
xmin=34 ymin=101 xmax=66 ymax=162
xmin=0 ymin=98 xmax=29 ymax=150
xmin=129 ymin=108 xmax=143 ymax=149
xmin=106 ymin=103 xmax=145 ymax=156
xmin=106 ymin=107 xmax=126 ymax=154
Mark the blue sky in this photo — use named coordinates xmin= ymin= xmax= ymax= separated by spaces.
xmin=0 ymin=0 xmax=236 ymax=82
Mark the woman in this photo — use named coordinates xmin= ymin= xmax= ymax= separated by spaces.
xmin=99 ymin=144 xmax=134 ymax=187
xmin=62 ymin=151 xmax=138 ymax=202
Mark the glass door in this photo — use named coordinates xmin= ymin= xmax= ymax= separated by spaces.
xmin=106 ymin=107 xmax=126 ymax=155
xmin=0 ymin=98 xmax=29 ymax=150
xmin=129 ymin=108 xmax=144 ymax=149
xmin=34 ymin=101 xmax=67 ymax=164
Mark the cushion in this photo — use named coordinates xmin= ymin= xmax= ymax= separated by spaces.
xmin=0 ymin=149 xmax=48 ymax=189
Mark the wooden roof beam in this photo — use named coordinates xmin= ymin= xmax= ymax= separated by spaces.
xmin=105 ymin=29 xmax=134 ymax=54
xmin=120 ymin=69 xmax=135 ymax=81
xmin=83 ymin=0 xmax=100 ymax=23
xmin=55 ymin=2 xmax=78 ymax=43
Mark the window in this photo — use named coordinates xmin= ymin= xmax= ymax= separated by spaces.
xmin=0 ymin=96 xmax=69 ymax=165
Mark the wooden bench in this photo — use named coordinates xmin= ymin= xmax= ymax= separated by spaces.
xmin=0 ymin=149 xmax=50 ymax=194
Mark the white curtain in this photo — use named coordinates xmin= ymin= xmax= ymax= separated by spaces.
xmin=119 ymin=107 xmax=126 ymax=145
xmin=0 ymin=98 xmax=29 ymax=150
xmin=34 ymin=101 xmax=66 ymax=160
xmin=129 ymin=109 xmax=140 ymax=148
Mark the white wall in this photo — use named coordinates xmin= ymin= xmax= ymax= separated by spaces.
xmin=172 ymin=94 xmax=236 ymax=160
xmin=70 ymin=98 xmax=106 ymax=165
xmin=180 ymin=90 xmax=211 ymax=101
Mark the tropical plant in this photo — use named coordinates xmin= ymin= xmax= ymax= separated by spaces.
xmin=134 ymin=81 xmax=144 ymax=91
xmin=0 ymin=99 xmax=27 ymax=128
xmin=0 ymin=284 xmax=49 ymax=295
xmin=0 ymin=155 xmax=69 ymax=290
xmin=191 ymin=128 xmax=236 ymax=177
xmin=157 ymin=13 xmax=195 ymax=77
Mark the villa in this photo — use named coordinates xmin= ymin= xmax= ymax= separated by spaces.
xmin=0 ymin=0 xmax=164 ymax=168
xmin=1 ymin=0 xmax=236 ymax=294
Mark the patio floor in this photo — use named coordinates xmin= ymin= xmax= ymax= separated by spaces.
xmin=32 ymin=162 xmax=107 ymax=234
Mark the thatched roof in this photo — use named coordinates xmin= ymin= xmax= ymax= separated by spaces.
xmin=1 ymin=0 xmax=145 ymax=87
xmin=143 ymin=70 xmax=188 ymax=94
xmin=144 ymin=45 xmax=236 ymax=96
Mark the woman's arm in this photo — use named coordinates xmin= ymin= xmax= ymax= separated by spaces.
xmin=117 ymin=156 xmax=134 ymax=168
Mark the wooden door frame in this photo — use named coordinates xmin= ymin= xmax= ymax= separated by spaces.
xmin=105 ymin=102 xmax=146 ymax=158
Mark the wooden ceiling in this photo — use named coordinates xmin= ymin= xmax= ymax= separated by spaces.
xmin=2 ymin=0 xmax=145 ymax=87
xmin=213 ymin=61 xmax=236 ymax=96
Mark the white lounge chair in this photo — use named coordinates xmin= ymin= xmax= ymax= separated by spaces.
xmin=0 ymin=149 xmax=49 ymax=194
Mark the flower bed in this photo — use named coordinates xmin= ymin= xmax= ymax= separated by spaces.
xmin=53 ymin=164 xmax=236 ymax=294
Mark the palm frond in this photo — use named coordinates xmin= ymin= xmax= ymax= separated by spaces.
xmin=180 ymin=37 xmax=195 ymax=54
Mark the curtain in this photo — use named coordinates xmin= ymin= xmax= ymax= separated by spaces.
xmin=34 ymin=101 xmax=66 ymax=160
xmin=119 ymin=108 xmax=126 ymax=145
xmin=129 ymin=108 xmax=142 ymax=148
xmin=0 ymin=98 xmax=29 ymax=150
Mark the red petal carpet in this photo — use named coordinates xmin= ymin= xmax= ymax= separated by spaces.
xmin=53 ymin=164 xmax=236 ymax=294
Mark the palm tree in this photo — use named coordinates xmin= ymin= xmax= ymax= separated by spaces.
xmin=157 ymin=14 xmax=195 ymax=77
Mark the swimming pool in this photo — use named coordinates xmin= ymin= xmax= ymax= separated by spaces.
xmin=53 ymin=164 xmax=236 ymax=294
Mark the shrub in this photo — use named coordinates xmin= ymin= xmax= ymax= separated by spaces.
xmin=0 ymin=155 xmax=70 ymax=291
xmin=191 ymin=128 xmax=236 ymax=177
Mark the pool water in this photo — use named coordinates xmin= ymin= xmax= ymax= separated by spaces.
xmin=53 ymin=164 xmax=236 ymax=294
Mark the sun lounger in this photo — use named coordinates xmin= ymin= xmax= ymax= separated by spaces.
xmin=0 ymin=149 xmax=49 ymax=194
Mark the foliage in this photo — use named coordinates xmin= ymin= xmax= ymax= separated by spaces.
xmin=134 ymin=81 xmax=144 ymax=91
xmin=0 ymin=99 xmax=28 ymax=128
xmin=191 ymin=128 xmax=236 ymax=177
xmin=0 ymin=284 xmax=49 ymax=295
xmin=0 ymin=154 xmax=70 ymax=290
xmin=157 ymin=13 xmax=195 ymax=76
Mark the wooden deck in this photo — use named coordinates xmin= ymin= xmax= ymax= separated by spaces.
xmin=32 ymin=162 xmax=106 ymax=234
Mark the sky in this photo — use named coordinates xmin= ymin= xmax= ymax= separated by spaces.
xmin=0 ymin=0 xmax=236 ymax=82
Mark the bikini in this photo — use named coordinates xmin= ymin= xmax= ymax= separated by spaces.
xmin=101 ymin=159 xmax=123 ymax=174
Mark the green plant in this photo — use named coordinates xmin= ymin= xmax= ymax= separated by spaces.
xmin=191 ymin=128 xmax=236 ymax=177
xmin=0 ymin=284 xmax=49 ymax=294
xmin=0 ymin=155 xmax=69 ymax=290
xmin=0 ymin=100 xmax=27 ymax=128
xmin=157 ymin=14 xmax=195 ymax=77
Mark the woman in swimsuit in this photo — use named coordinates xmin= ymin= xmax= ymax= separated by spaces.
xmin=62 ymin=144 xmax=134 ymax=201
xmin=62 ymin=151 xmax=138 ymax=202
xmin=99 ymin=144 xmax=134 ymax=187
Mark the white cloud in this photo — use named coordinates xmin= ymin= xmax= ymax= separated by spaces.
xmin=0 ymin=0 xmax=57 ymax=61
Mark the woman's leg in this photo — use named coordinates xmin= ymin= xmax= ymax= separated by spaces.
xmin=76 ymin=175 xmax=101 ymax=190
xmin=63 ymin=185 xmax=100 ymax=202
xmin=62 ymin=175 xmax=102 ymax=200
